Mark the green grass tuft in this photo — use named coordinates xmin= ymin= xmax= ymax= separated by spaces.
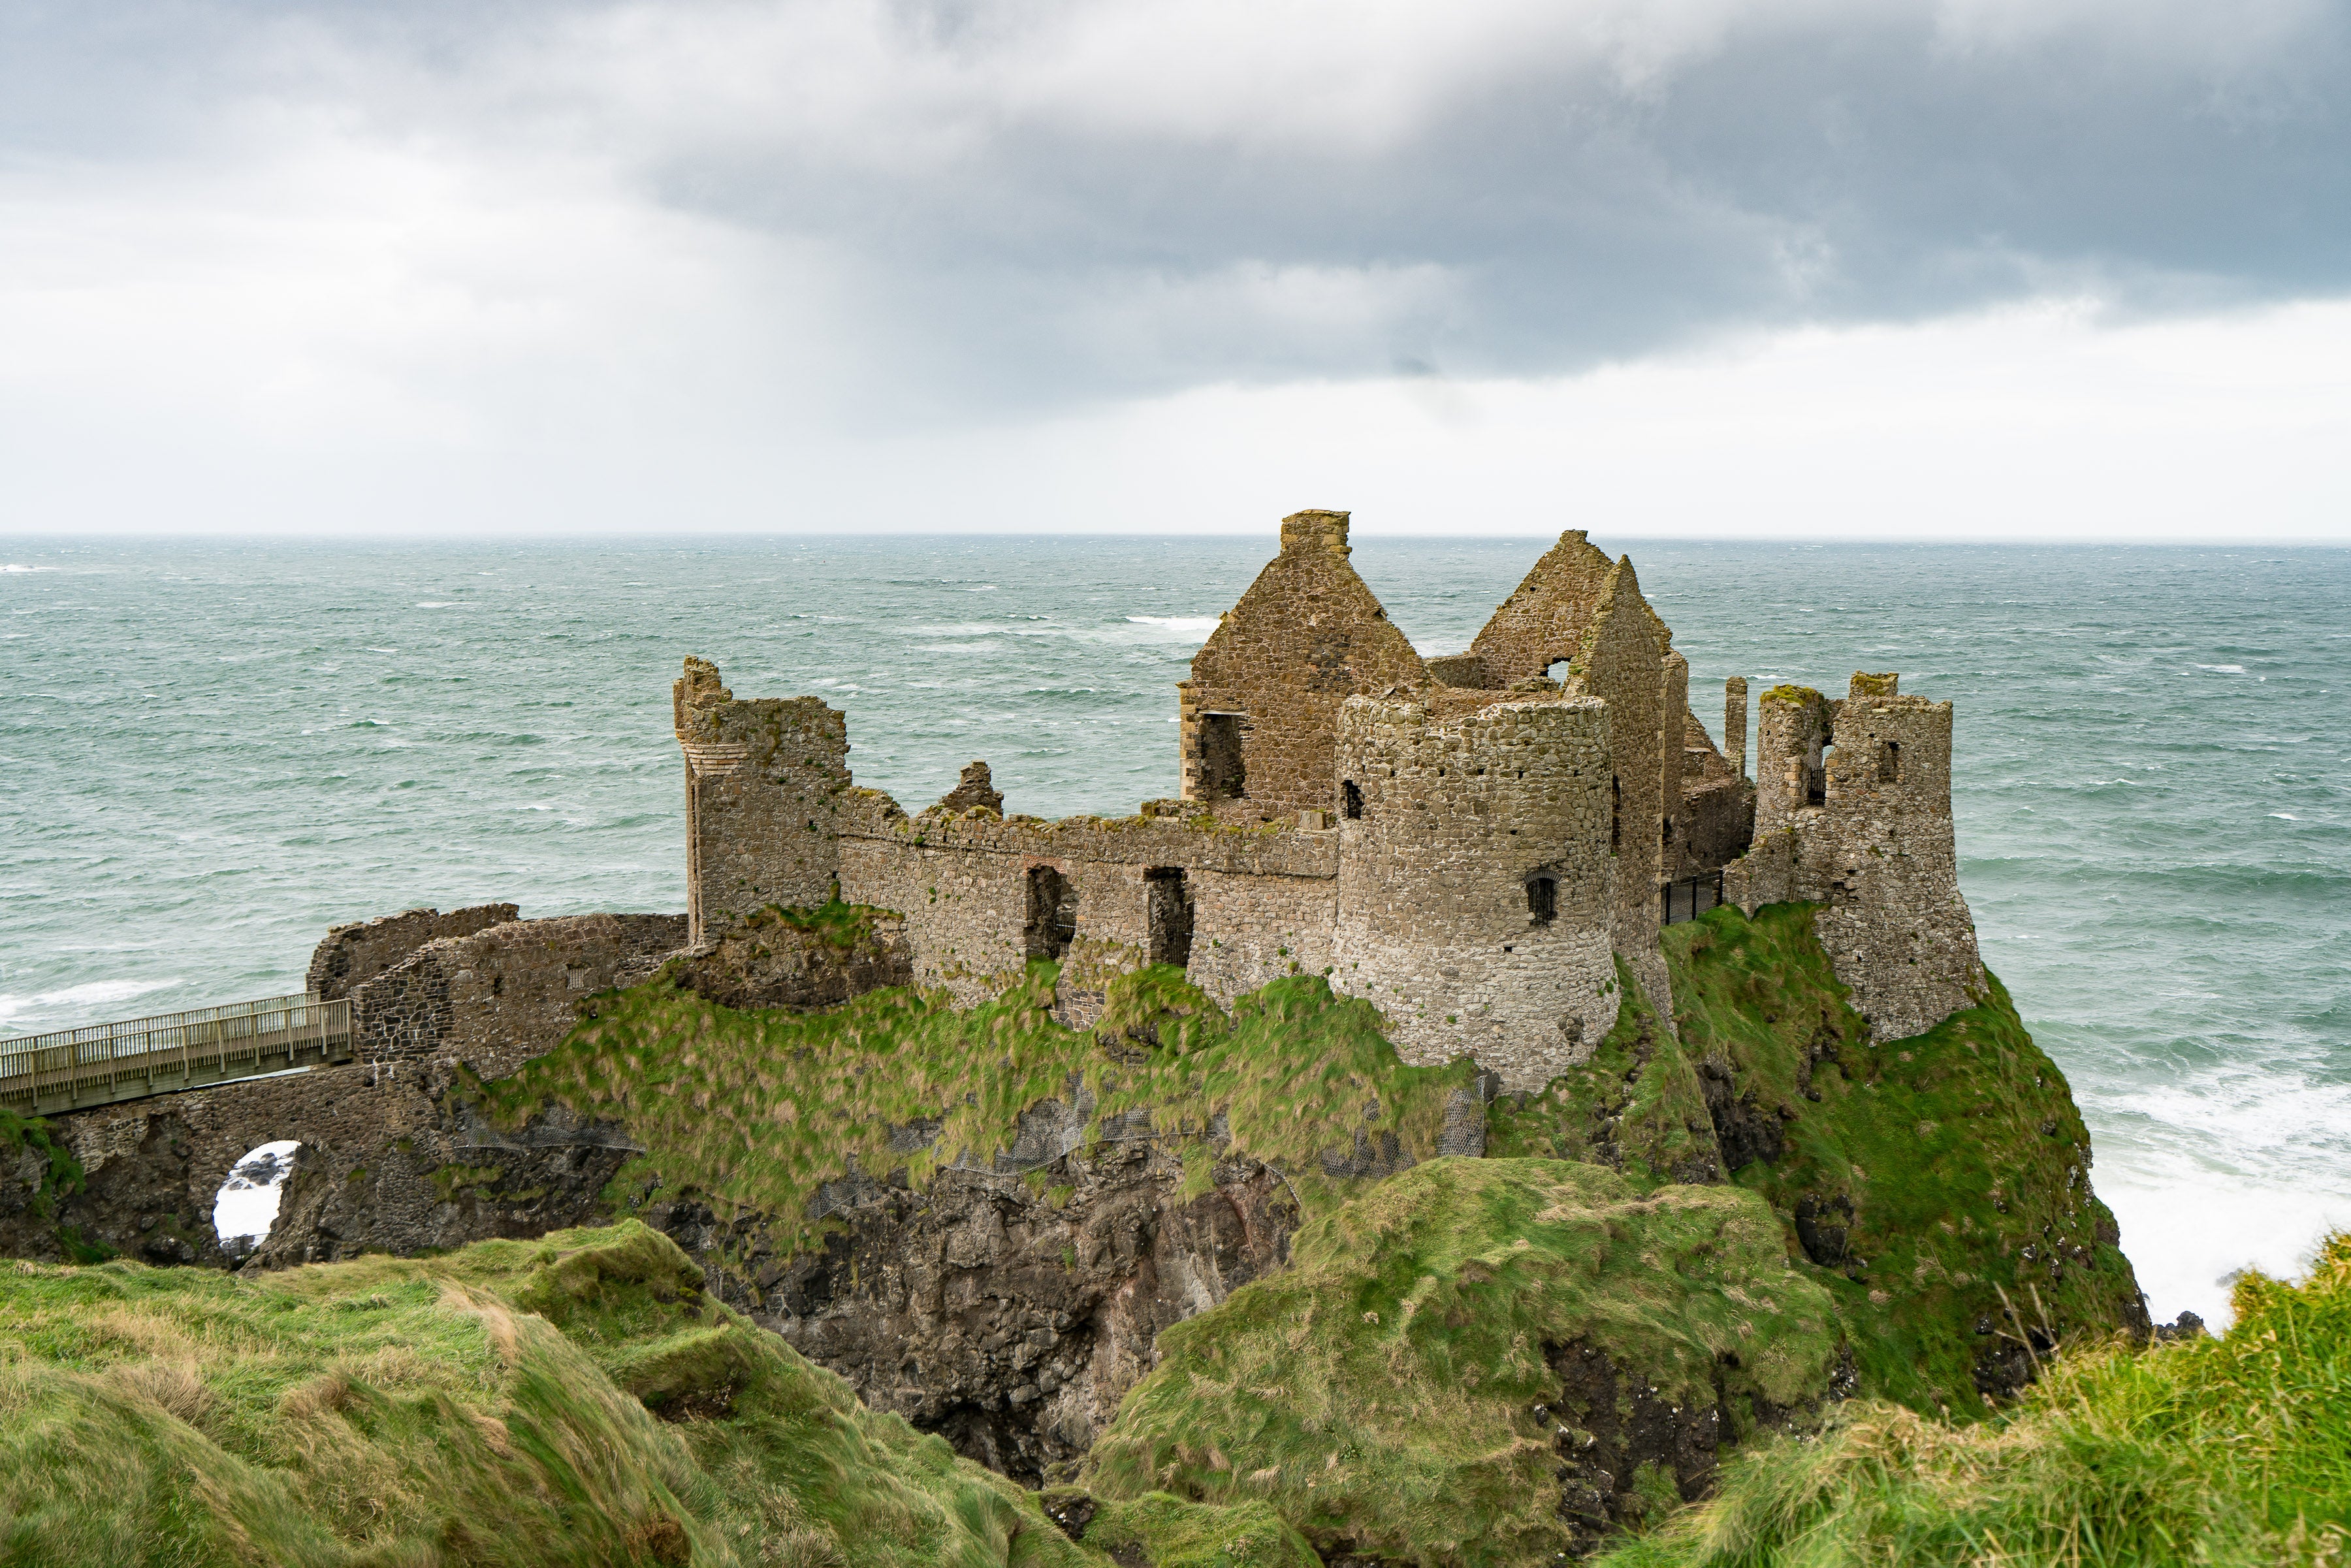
xmin=0 ymin=1220 xmax=1141 ymax=1565
xmin=1596 ymin=1233 xmax=2351 ymax=1568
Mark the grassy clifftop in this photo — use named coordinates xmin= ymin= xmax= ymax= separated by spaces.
xmin=0 ymin=1220 xmax=1306 ymax=1567
xmin=1081 ymin=1158 xmax=1846 ymax=1566
xmin=1491 ymin=903 xmax=2147 ymax=1418
xmin=473 ymin=964 xmax=1480 ymax=1255
xmin=471 ymin=901 xmax=2142 ymax=1423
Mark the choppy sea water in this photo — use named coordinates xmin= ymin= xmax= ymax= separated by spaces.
xmin=4 ymin=537 xmax=2346 ymax=1323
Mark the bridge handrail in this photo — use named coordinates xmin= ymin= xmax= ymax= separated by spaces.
xmin=0 ymin=993 xmax=353 ymax=1112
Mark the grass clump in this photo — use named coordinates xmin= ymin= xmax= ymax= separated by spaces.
xmin=1046 ymin=1491 xmax=1321 ymax=1568
xmin=0 ymin=1219 xmax=1137 ymax=1566
xmin=477 ymin=965 xmax=1479 ymax=1258
xmin=1656 ymin=902 xmax=2145 ymax=1418
xmin=1081 ymin=1157 xmax=1846 ymax=1567
xmin=1596 ymin=1233 xmax=2351 ymax=1568
xmin=737 ymin=897 xmax=897 ymax=953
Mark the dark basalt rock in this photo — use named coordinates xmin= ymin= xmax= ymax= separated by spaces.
xmin=638 ymin=1139 xmax=1300 ymax=1486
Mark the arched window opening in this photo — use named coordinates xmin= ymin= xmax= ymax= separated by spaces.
xmin=1025 ymin=865 xmax=1076 ymax=960
xmin=1877 ymin=741 xmax=1900 ymax=783
xmin=1341 ymin=780 xmax=1364 ymax=820
xmin=1197 ymin=713 xmax=1247 ymax=799
xmin=214 ymin=1140 xmax=301 ymax=1260
xmin=1144 ymin=867 xmax=1193 ymax=969
xmin=1527 ymin=876 xmax=1558 ymax=925
xmin=1808 ymin=745 xmax=1831 ymax=807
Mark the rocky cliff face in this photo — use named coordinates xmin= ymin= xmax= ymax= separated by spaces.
xmin=643 ymin=1144 xmax=1298 ymax=1484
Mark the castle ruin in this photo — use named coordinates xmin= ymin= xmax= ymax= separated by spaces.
xmin=676 ymin=512 xmax=1984 ymax=1088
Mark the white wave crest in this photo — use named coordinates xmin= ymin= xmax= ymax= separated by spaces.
xmin=0 ymin=977 xmax=185 ymax=1031
xmin=1125 ymin=615 xmax=1221 ymax=632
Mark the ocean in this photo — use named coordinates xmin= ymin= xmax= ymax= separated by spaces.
xmin=4 ymin=535 xmax=2346 ymax=1324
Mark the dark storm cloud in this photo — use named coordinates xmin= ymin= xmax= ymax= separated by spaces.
xmin=5 ymin=0 xmax=2347 ymax=411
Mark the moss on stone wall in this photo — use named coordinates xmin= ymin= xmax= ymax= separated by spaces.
xmin=0 ymin=1107 xmax=85 ymax=1222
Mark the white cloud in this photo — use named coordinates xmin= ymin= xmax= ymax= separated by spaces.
xmin=0 ymin=0 xmax=2344 ymax=536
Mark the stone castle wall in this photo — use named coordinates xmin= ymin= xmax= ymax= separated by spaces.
xmin=352 ymin=912 xmax=688 ymax=1076
xmin=27 ymin=909 xmax=684 ymax=1272
xmin=676 ymin=658 xmax=850 ymax=944
xmin=305 ymin=903 xmax=517 ymax=1001
xmin=1329 ymin=693 xmax=1620 ymax=1090
xmin=835 ymin=793 xmax=1337 ymax=1006
xmin=1729 ymin=673 xmax=1983 ymax=1042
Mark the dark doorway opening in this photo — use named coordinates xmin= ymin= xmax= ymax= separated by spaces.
xmin=1025 ymin=865 xmax=1077 ymax=960
xmin=1198 ymin=713 xmax=1247 ymax=799
xmin=1877 ymin=741 xmax=1900 ymax=783
xmin=1341 ymin=780 xmax=1363 ymax=820
xmin=1144 ymin=867 xmax=1194 ymax=969
xmin=1809 ymin=744 xmax=1832 ymax=807
xmin=1526 ymin=875 xmax=1558 ymax=925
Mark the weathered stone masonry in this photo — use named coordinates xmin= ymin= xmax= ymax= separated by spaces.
xmin=1727 ymin=673 xmax=1984 ymax=1042
xmin=671 ymin=511 xmax=1985 ymax=1080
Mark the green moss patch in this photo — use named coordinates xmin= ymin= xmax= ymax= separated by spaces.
xmin=1081 ymin=1158 xmax=1845 ymax=1567
xmin=477 ymin=965 xmax=1479 ymax=1257
xmin=1656 ymin=901 xmax=2145 ymax=1417
xmin=1 ymin=1105 xmax=86 ymax=1221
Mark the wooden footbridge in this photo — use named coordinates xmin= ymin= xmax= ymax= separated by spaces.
xmin=0 ymin=994 xmax=355 ymax=1119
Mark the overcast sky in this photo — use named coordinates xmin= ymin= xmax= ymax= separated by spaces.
xmin=3 ymin=0 xmax=2347 ymax=539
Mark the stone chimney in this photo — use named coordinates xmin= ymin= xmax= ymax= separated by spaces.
xmin=1279 ymin=509 xmax=1351 ymax=556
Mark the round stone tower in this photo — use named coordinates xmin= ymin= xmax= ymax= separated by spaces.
xmin=1329 ymin=692 xmax=1620 ymax=1090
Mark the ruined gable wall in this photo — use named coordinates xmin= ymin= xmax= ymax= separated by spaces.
xmin=1330 ymin=694 xmax=1619 ymax=1091
xmin=1466 ymin=528 xmax=1616 ymax=686
xmin=306 ymin=904 xmax=517 ymax=1001
xmin=1569 ymin=560 xmax=1666 ymax=955
xmin=353 ymin=913 xmax=688 ymax=1078
xmin=676 ymin=660 xmax=850 ymax=943
xmin=1180 ymin=511 xmax=1429 ymax=816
